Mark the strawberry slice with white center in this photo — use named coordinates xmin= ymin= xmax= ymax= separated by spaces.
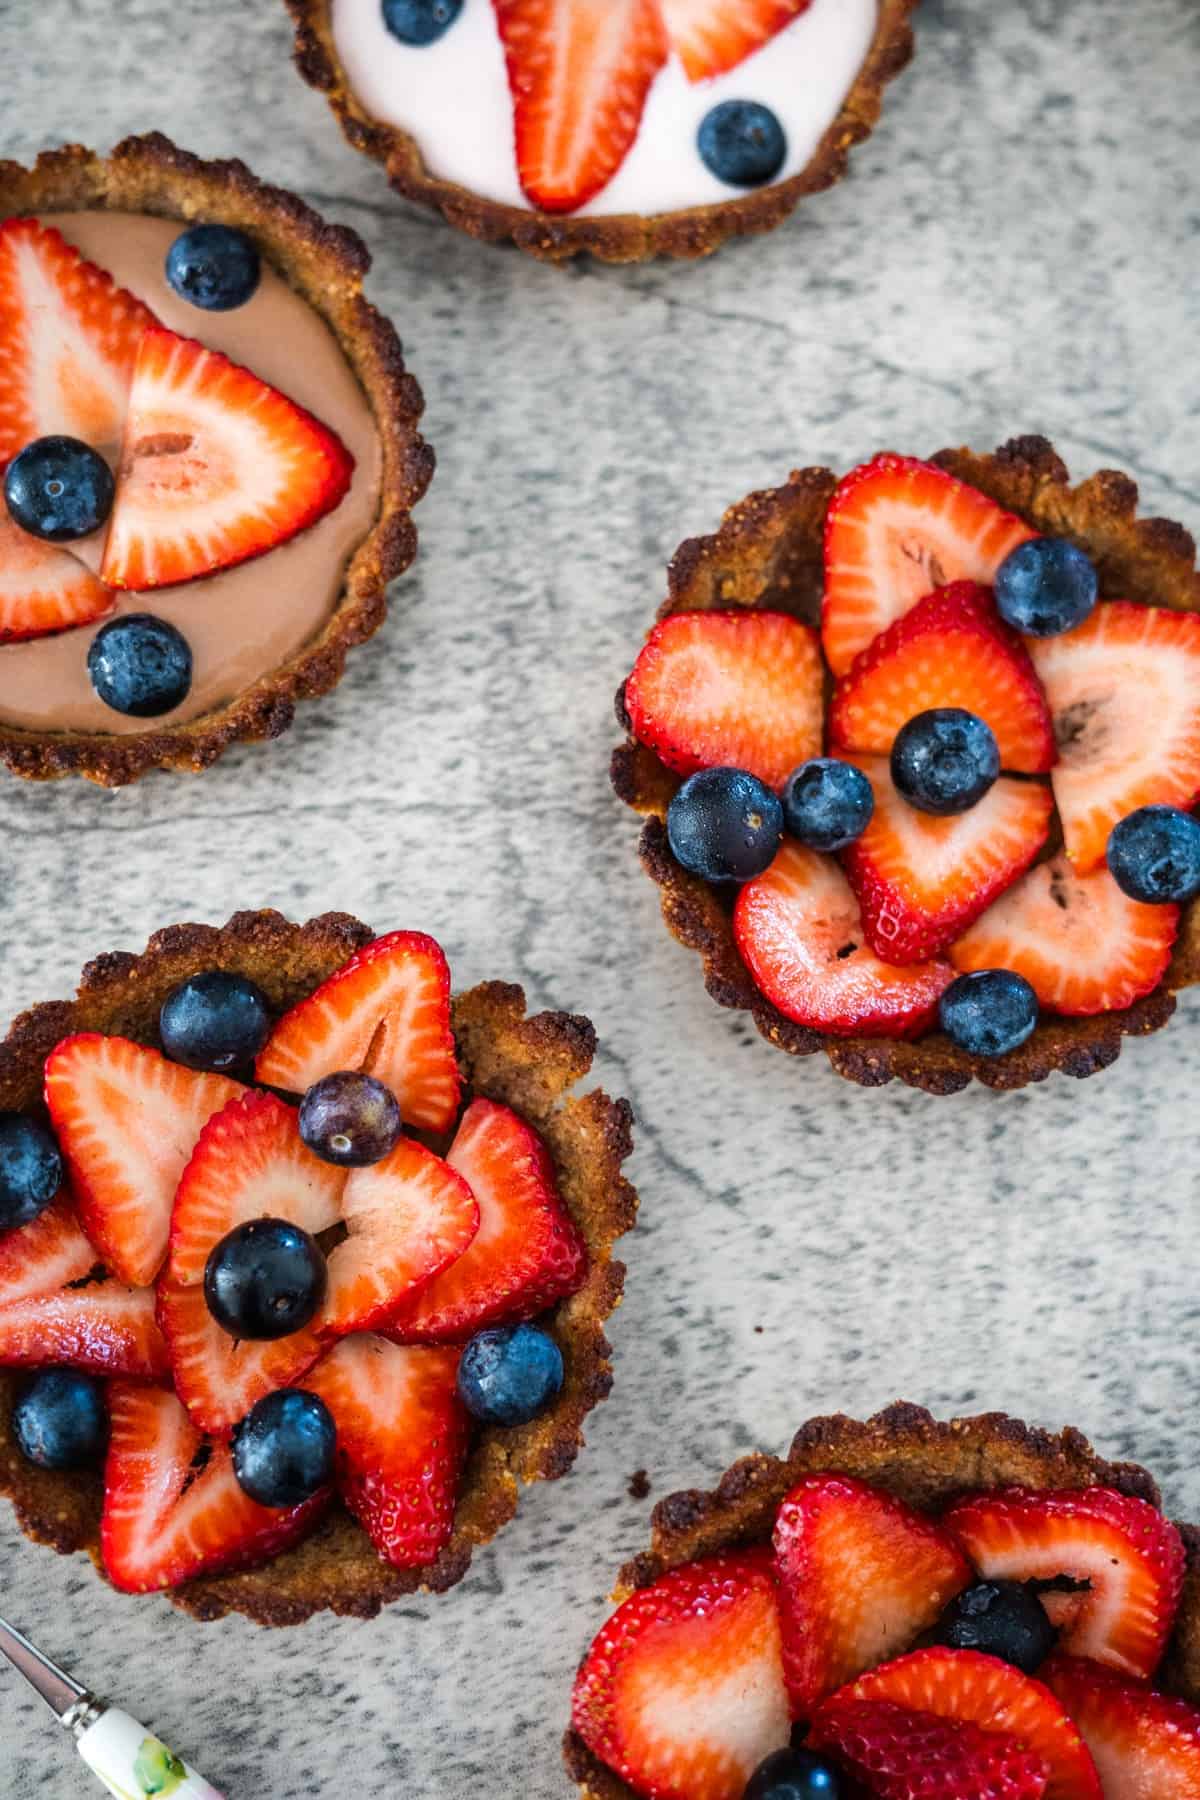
xmin=99 ymin=324 xmax=354 ymax=591
xmin=304 ymin=1334 xmax=469 ymax=1570
xmin=1042 ymin=1654 xmax=1200 ymax=1800
xmin=1028 ymin=601 xmax=1200 ymax=872
xmin=842 ymin=754 xmax=1054 ymax=964
xmin=829 ymin=581 xmax=1056 ymax=775
xmin=493 ymin=0 xmax=669 ymax=214
xmin=0 ymin=218 xmax=158 ymax=465
xmin=734 ymin=840 xmax=955 ymax=1037
xmin=387 ymin=1097 xmax=586 ymax=1343
xmin=808 ymin=1698 xmax=1051 ymax=1800
xmin=100 ymin=1382 xmax=329 ymax=1594
xmin=949 ymin=856 xmax=1179 ymax=1017
xmin=625 ymin=610 xmax=824 ymax=790
xmin=822 ymin=455 xmax=1037 ymax=678
xmin=660 ymin=0 xmax=811 ymax=82
xmin=44 ymin=1034 xmax=243 ymax=1288
xmin=0 ymin=503 xmax=113 ymax=641
xmin=571 ymin=1549 xmax=792 ymax=1800
xmin=255 ymin=931 xmax=462 ymax=1136
xmin=772 ymin=1473 xmax=970 ymax=1718
xmin=943 ymin=1487 xmax=1185 ymax=1681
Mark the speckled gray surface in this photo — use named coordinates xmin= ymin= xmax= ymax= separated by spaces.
xmin=2 ymin=0 xmax=1200 ymax=1794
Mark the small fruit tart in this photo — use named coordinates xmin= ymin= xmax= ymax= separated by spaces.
xmin=565 ymin=1403 xmax=1200 ymax=1800
xmin=286 ymin=0 xmax=916 ymax=265
xmin=0 ymin=911 xmax=635 ymax=1623
xmin=0 ymin=134 xmax=433 ymax=785
xmin=613 ymin=436 xmax=1200 ymax=1093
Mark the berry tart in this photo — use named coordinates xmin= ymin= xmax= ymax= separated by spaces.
xmin=0 ymin=134 xmax=433 ymax=785
xmin=286 ymin=0 xmax=917 ymax=265
xmin=565 ymin=1402 xmax=1200 ymax=1800
xmin=0 ymin=911 xmax=635 ymax=1623
xmin=613 ymin=436 xmax=1200 ymax=1093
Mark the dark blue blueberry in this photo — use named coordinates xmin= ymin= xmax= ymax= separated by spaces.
xmin=457 ymin=1323 xmax=564 ymax=1427
xmin=0 ymin=1113 xmax=63 ymax=1232
xmin=12 ymin=1369 xmax=107 ymax=1470
xmin=698 ymin=101 xmax=787 ymax=188
xmin=204 ymin=1218 xmax=327 ymax=1342
xmin=165 ymin=224 xmax=261 ymax=311
xmin=160 ymin=971 xmax=272 ymax=1073
xmin=932 ymin=1579 xmax=1058 ymax=1675
xmin=1107 ymin=804 xmax=1200 ymax=904
xmin=994 ymin=537 xmax=1098 ymax=637
xmin=299 ymin=1071 xmax=403 ymax=1167
xmin=938 ymin=969 xmax=1039 ymax=1058
xmin=232 ymin=1388 xmax=336 ymax=1508
xmin=4 ymin=436 xmax=114 ymax=542
xmin=667 ymin=767 xmax=783 ymax=884
xmin=381 ymin=0 xmax=463 ymax=46
xmin=891 ymin=708 xmax=999 ymax=815
xmin=782 ymin=759 xmax=875 ymax=852
xmin=743 ymin=1748 xmax=841 ymax=1800
xmin=87 ymin=614 xmax=193 ymax=718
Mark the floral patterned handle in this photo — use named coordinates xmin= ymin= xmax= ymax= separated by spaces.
xmin=76 ymin=1708 xmax=225 ymax=1800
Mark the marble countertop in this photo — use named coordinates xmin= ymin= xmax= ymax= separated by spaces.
xmin=3 ymin=0 xmax=1200 ymax=1794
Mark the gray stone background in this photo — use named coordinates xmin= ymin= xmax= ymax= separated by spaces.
xmin=2 ymin=0 xmax=1199 ymax=1794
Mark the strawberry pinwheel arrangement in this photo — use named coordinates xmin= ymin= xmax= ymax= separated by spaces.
xmin=0 ymin=912 xmax=635 ymax=1623
xmin=564 ymin=1404 xmax=1200 ymax=1800
xmin=613 ymin=436 xmax=1200 ymax=1093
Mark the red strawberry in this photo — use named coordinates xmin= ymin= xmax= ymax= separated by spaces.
xmin=808 ymin=1697 xmax=1050 ymax=1800
xmin=387 ymin=1097 xmax=586 ymax=1344
xmin=949 ymin=855 xmax=1178 ymax=1016
xmin=0 ymin=1194 xmax=95 ymax=1297
xmin=841 ymin=754 xmax=1054 ymax=963
xmin=0 ymin=218 xmax=158 ymax=466
xmin=304 ymin=1334 xmax=469 ymax=1570
xmin=943 ymin=1488 xmax=1185 ymax=1681
xmin=829 ymin=582 xmax=1055 ymax=775
xmin=0 ymin=503 xmax=113 ymax=641
xmin=1042 ymin=1654 xmax=1200 ymax=1800
xmin=625 ymin=611 xmax=824 ymax=790
xmin=256 ymin=930 xmax=461 ymax=1136
xmin=493 ymin=0 xmax=669 ymax=214
xmin=571 ymin=1549 xmax=791 ymax=1800
xmin=734 ymin=840 xmax=955 ymax=1037
xmin=822 ymin=455 xmax=1037 ymax=678
xmin=100 ymin=1382 xmax=328 ymax=1593
xmin=45 ymin=1034 xmax=242 ymax=1288
xmin=659 ymin=0 xmax=811 ymax=81
xmin=99 ymin=325 xmax=354 ymax=590
xmin=1028 ymin=602 xmax=1200 ymax=873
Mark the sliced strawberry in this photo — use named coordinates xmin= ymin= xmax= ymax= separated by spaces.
xmin=1043 ymin=1654 xmax=1200 ymax=1800
xmin=99 ymin=325 xmax=354 ymax=590
xmin=0 ymin=503 xmax=113 ymax=641
xmin=0 ymin=1194 xmax=95 ymax=1298
xmin=331 ymin=1136 xmax=479 ymax=1334
xmin=841 ymin=754 xmax=1054 ymax=964
xmin=304 ymin=1334 xmax=469 ymax=1570
xmin=734 ymin=839 xmax=955 ymax=1037
xmin=808 ymin=1697 xmax=1050 ymax=1800
xmin=255 ymin=931 xmax=461 ymax=1136
xmin=571 ymin=1549 xmax=791 ymax=1800
xmin=44 ymin=1034 xmax=242 ymax=1288
xmin=943 ymin=1487 xmax=1185 ymax=1681
xmin=0 ymin=218 xmax=158 ymax=466
xmin=772 ymin=1473 xmax=970 ymax=1718
xmin=829 ymin=582 xmax=1055 ymax=775
xmin=625 ymin=611 xmax=824 ymax=790
xmin=822 ymin=456 xmax=1037 ymax=678
xmin=387 ymin=1098 xmax=584 ymax=1343
xmin=1028 ymin=602 xmax=1200 ymax=873
xmin=100 ymin=1382 xmax=328 ymax=1593
xmin=660 ymin=0 xmax=811 ymax=82
xmin=949 ymin=856 xmax=1178 ymax=1016
xmin=493 ymin=0 xmax=669 ymax=214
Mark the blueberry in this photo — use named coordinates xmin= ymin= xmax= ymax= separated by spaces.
xmin=87 ymin=614 xmax=193 ymax=717
xmin=782 ymin=759 xmax=875 ymax=852
xmin=938 ymin=969 xmax=1039 ymax=1058
xmin=699 ymin=101 xmax=787 ymax=188
xmin=891 ymin=708 xmax=999 ymax=815
xmin=298 ymin=1071 xmax=403 ymax=1167
xmin=743 ymin=1748 xmax=841 ymax=1800
xmin=667 ymin=767 xmax=783 ymax=884
xmin=12 ymin=1369 xmax=107 ymax=1470
xmin=457 ymin=1323 xmax=564 ymax=1427
xmin=165 ymin=224 xmax=261 ymax=312
xmin=160 ymin=971 xmax=272 ymax=1073
xmin=994 ymin=537 xmax=1098 ymax=637
xmin=381 ymin=0 xmax=463 ymax=45
xmin=4 ymin=436 xmax=114 ymax=542
xmin=1107 ymin=805 xmax=1200 ymax=904
xmin=0 ymin=1113 xmax=63 ymax=1232
xmin=932 ymin=1579 xmax=1058 ymax=1675
xmin=232 ymin=1388 xmax=336 ymax=1508
xmin=204 ymin=1218 xmax=327 ymax=1342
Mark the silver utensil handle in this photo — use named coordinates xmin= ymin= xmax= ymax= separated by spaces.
xmin=76 ymin=1707 xmax=225 ymax=1800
